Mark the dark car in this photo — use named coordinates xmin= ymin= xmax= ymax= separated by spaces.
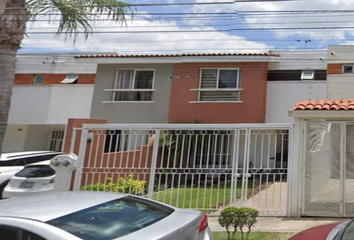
xmin=289 ymin=220 xmax=352 ymax=240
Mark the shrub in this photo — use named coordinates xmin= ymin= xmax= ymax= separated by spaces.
xmin=81 ymin=175 xmax=146 ymax=194
xmin=218 ymin=207 xmax=259 ymax=240
xmin=218 ymin=207 xmax=238 ymax=240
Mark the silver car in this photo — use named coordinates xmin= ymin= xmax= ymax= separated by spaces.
xmin=0 ymin=192 xmax=213 ymax=240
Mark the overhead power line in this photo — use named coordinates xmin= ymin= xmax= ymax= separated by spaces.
xmin=20 ymin=26 xmax=354 ymax=34
xmin=4 ymin=0 xmax=300 ymax=9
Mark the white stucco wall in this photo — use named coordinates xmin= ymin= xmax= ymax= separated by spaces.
xmin=3 ymin=125 xmax=28 ymax=152
xmin=8 ymin=85 xmax=94 ymax=125
xmin=266 ymin=81 xmax=327 ymax=123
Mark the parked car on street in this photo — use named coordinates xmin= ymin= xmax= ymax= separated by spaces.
xmin=3 ymin=160 xmax=56 ymax=199
xmin=289 ymin=220 xmax=351 ymax=240
xmin=0 ymin=151 xmax=61 ymax=199
xmin=0 ymin=191 xmax=213 ymax=240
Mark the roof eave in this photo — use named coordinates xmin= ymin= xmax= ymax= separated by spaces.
xmin=75 ymin=55 xmax=280 ymax=64
xmin=289 ymin=110 xmax=354 ymax=119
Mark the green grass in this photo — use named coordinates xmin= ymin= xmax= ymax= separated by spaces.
xmin=213 ymin=232 xmax=294 ymax=240
xmin=152 ymin=181 xmax=258 ymax=210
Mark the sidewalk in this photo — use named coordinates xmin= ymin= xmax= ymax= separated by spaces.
xmin=208 ymin=216 xmax=348 ymax=233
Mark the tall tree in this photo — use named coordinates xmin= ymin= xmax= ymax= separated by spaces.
xmin=0 ymin=0 xmax=129 ymax=154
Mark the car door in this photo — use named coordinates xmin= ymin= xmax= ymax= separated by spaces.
xmin=0 ymin=225 xmax=47 ymax=240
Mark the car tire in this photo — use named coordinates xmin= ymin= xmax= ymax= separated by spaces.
xmin=0 ymin=180 xmax=9 ymax=200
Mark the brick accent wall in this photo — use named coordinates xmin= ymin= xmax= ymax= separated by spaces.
xmin=14 ymin=74 xmax=33 ymax=85
xmin=327 ymin=64 xmax=342 ymax=75
xmin=14 ymin=74 xmax=96 ymax=85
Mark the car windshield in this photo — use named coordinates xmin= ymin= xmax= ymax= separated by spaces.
xmin=342 ymin=221 xmax=354 ymax=240
xmin=15 ymin=165 xmax=55 ymax=178
xmin=46 ymin=196 xmax=174 ymax=240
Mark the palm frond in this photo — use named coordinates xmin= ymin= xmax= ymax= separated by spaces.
xmin=27 ymin=0 xmax=130 ymax=40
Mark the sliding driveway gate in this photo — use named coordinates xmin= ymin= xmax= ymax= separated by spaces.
xmin=73 ymin=124 xmax=292 ymax=216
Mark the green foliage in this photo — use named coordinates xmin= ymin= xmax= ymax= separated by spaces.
xmin=27 ymin=0 xmax=130 ymax=40
xmin=218 ymin=207 xmax=238 ymax=240
xmin=81 ymin=175 xmax=146 ymax=194
xmin=218 ymin=207 xmax=259 ymax=240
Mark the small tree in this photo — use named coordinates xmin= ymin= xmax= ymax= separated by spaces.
xmin=244 ymin=208 xmax=259 ymax=240
xmin=218 ymin=207 xmax=237 ymax=240
xmin=237 ymin=208 xmax=248 ymax=240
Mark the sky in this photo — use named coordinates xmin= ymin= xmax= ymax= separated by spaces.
xmin=20 ymin=0 xmax=354 ymax=54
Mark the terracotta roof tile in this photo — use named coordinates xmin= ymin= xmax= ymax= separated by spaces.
xmin=75 ymin=52 xmax=279 ymax=58
xmin=293 ymin=99 xmax=354 ymax=111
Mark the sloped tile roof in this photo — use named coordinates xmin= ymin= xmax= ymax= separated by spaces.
xmin=293 ymin=99 xmax=354 ymax=111
xmin=75 ymin=52 xmax=279 ymax=58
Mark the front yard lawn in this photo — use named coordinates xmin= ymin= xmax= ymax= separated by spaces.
xmin=152 ymin=181 xmax=259 ymax=210
xmin=213 ymin=232 xmax=294 ymax=240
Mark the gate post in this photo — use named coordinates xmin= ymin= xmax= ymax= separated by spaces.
xmin=148 ymin=130 xmax=160 ymax=199
xmin=230 ymin=129 xmax=239 ymax=205
xmin=241 ymin=129 xmax=251 ymax=206
xmin=73 ymin=126 xmax=89 ymax=191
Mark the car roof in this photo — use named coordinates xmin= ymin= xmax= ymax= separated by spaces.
xmin=0 ymin=151 xmax=61 ymax=161
xmin=0 ymin=192 xmax=127 ymax=222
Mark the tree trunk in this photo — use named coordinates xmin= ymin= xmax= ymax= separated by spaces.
xmin=0 ymin=0 xmax=28 ymax=154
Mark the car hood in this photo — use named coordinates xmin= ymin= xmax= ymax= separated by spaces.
xmin=289 ymin=222 xmax=342 ymax=240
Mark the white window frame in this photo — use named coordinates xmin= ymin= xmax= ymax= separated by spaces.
xmin=301 ymin=70 xmax=315 ymax=80
xmin=107 ymin=69 xmax=156 ymax=102
xmin=195 ymin=68 xmax=242 ymax=102
xmin=61 ymin=74 xmax=79 ymax=84
xmin=33 ymin=75 xmax=45 ymax=84
xmin=342 ymin=65 xmax=354 ymax=74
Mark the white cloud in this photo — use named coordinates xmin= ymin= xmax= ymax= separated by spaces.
xmin=21 ymin=9 xmax=271 ymax=53
xmin=193 ymin=0 xmax=354 ymax=41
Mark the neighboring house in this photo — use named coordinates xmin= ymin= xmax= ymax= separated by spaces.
xmin=266 ymin=50 xmax=328 ymax=123
xmin=76 ymin=53 xmax=280 ymax=124
xmin=3 ymin=54 xmax=97 ymax=152
xmin=327 ymin=45 xmax=354 ymax=99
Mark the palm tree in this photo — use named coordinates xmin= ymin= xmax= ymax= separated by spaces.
xmin=0 ymin=0 xmax=129 ymax=154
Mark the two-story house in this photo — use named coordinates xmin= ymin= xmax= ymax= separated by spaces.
xmin=77 ymin=53 xmax=280 ymax=124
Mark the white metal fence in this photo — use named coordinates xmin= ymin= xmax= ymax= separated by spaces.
xmin=72 ymin=124 xmax=292 ymax=216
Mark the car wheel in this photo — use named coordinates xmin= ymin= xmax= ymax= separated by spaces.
xmin=0 ymin=180 xmax=9 ymax=200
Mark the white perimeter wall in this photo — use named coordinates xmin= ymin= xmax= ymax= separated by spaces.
xmin=8 ymin=85 xmax=94 ymax=125
xmin=266 ymin=81 xmax=327 ymax=123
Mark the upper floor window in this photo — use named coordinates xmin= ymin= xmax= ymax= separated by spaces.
xmin=33 ymin=75 xmax=45 ymax=84
xmin=343 ymin=65 xmax=353 ymax=74
xmin=62 ymin=75 xmax=78 ymax=84
xmin=111 ymin=69 xmax=155 ymax=102
xmin=301 ymin=70 xmax=315 ymax=80
xmin=198 ymin=68 xmax=241 ymax=102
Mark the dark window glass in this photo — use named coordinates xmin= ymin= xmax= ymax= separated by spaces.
xmin=0 ymin=159 xmax=26 ymax=167
xmin=135 ymin=71 xmax=154 ymax=89
xmin=22 ymin=230 xmax=46 ymax=240
xmin=343 ymin=65 xmax=353 ymax=74
xmin=15 ymin=165 xmax=55 ymax=178
xmin=0 ymin=225 xmax=17 ymax=240
xmin=218 ymin=70 xmax=239 ymax=88
xmin=268 ymin=70 xmax=327 ymax=81
xmin=33 ymin=75 xmax=45 ymax=84
xmin=114 ymin=70 xmax=153 ymax=101
xmin=0 ymin=225 xmax=46 ymax=240
xmin=0 ymin=154 xmax=60 ymax=167
xmin=47 ymin=196 xmax=174 ymax=240
xmin=23 ymin=154 xmax=60 ymax=165
xmin=314 ymin=70 xmax=327 ymax=81
xmin=104 ymin=130 xmax=121 ymax=153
